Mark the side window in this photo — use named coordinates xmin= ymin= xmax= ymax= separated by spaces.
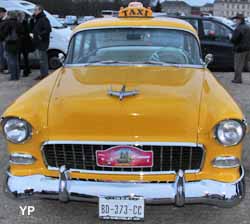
xmin=203 ymin=20 xmax=232 ymax=42
xmin=72 ymin=34 xmax=84 ymax=64
xmin=83 ymin=33 xmax=94 ymax=56
xmin=185 ymin=19 xmax=199 ymax=31
xmin=70 ymin=33 xmax=97 ymax=64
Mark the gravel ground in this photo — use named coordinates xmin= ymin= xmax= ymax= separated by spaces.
xmin=0 ymin=71 xmax=249 ymax=224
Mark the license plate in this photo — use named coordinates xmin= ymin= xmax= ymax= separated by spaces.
xmin=99 ymin=196 xmax=144 ymax=221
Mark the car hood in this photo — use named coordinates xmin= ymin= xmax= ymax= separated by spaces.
xmin=48 ymin=66 xmax=204 ymax=143
xmin=53 ymin=26 xmax=72 ymax=37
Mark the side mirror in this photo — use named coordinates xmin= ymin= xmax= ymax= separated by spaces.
xmin=58 ymin=53 xmax=66 ymax=65
xmin=204 ymin=54 xmax=214 ymax=68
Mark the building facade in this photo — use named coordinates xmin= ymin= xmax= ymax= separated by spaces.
xmin=162 ymin=1 xmax=214 ymax=16
xmin=200 ymin=3 xmax=214 ymax=15
xmin=214 ymin=0 xmax=250 ymax=17
xmin=161 ymin=0 xmax=192 ymax=16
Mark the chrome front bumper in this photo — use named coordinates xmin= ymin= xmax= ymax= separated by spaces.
xmin=5 ymin=166 xmax=245 ymax=207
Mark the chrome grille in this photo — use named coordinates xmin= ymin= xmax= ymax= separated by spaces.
xmin=42 ymin=143 xmax=204 ymax=172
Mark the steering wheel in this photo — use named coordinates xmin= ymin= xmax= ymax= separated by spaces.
xmin=149 ymin=47 xmax=189 ymax=64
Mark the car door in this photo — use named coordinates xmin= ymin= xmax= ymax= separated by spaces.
xmin=181 ymin=18 xmax=203 ymax=37
xmin=200 ymin=19 xmax=234 ymax=70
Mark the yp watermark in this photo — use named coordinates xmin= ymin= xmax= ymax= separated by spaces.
xmin=19 ymin=206 xmax=35 ymax=216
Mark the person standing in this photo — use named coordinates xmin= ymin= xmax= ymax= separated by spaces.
xmin=0 ymin=11 xmax=23 ymax=81
xmin=231 ymin=13 xmax=250 ymax=84
xmin=17 ymin=11 xmax=32 ymax=77
xmin=30 ymin=5 xmax=52 ymax=80
xmin=0 ymin=7 xmax=7 ymax=73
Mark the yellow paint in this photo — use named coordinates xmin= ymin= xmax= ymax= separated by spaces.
xmin=73 ymin=17 xmax=198 ymax=38
xmin=1 ymin=15 xmax=244 ymax=183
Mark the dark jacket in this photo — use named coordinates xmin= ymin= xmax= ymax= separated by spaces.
xmin=231 ymin=21 xmax=250 ymax=53
xmin=20 ymin=19 xmax=33 ymax=52
xmin=0 ymin=18 xmax=24 ymax=53
xmin=0 ymin=16 xmax=6 ymax=34
xmin=31 ymin=12 xmax=52 ymax=51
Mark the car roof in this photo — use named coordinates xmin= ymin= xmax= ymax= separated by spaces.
xmin=172 ymin=15 xmax=229 ymax=22
xmin=0 ymin=0 xmax=35 ymax=9
xmin=171 ymin=15 xmax=234 ymax=29
xmin=74 ymin=17 xmax=198 ymax=37
xmin=173 ymin=15 xmax=217 ymax=19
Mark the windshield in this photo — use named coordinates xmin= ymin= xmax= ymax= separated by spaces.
xmin=66 ymin=28 xmax=202 ymax=66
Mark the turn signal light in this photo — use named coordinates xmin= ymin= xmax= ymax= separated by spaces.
xmin=10 ymin=153 xmax=36 ymax=165
xmin=212 ymin=156 xmax=240 ymax=168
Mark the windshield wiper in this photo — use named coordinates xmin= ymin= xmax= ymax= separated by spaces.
xmin=140 ymin=60 xmax=181 ymax=67
xmin=85 ymin=60 xmax=129 ymax=66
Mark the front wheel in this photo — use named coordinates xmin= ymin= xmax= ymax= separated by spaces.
xmin=48 ymin=51 xmax=64 ymax=69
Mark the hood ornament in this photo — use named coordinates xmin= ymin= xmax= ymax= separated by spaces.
xmin=108 ymin=85 xmax=139 ymax=101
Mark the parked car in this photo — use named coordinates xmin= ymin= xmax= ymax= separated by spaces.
xmin=153 ymin=12 xmax=167 ymax=17
xmin=2 ymin=2 xmax=246 ymax=222
xmin=77 ymin=16 xmax=85 ymax=24
xmin=57 ymin=17 xmax=66 ymax=25
xmin=52 ymin=14 xmax=59 ymax=18
xmin=77 ymin=16 xmax=95 ymax=24
xmin=172 ymin=15 xmax=250 ymax=71
xmin=0 ymin=0 xmax=72 ymax=69
xmin=65 ymin=15 xmax=78 ymax=25
xmin=101 ymin=10 xmax=118 ymax=17
xmin=84 ymin=16 xmax=95 ymax=21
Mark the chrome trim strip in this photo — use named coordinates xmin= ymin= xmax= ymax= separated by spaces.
xmin=46 ymin=166 xmax=200 ymax=175
xmin=64 ymin=63 xmax=204 ymax=69
xmin=5 ymin=166 xmax=245 ymax=207
xmin=41 ymin=141 xmax=205 ymax=175
xmin=42 ymin=141 xmax=202 ymax=147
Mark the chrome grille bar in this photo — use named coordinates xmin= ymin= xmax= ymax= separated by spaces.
xmin=189 ymin=147 xmax=193 ymax=170
xmin=179 ymin=146 xmax=183 ymax=170
xmin=81 ymin=144 xmax=86 ymax=170
xmin=170 ymin=146 xmax=173 ymax=171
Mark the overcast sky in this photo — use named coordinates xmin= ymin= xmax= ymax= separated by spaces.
xmin=158 ymin=0 xmax=215 ymax=6
xmin=185 ymin=0 xmax=214 ymax=6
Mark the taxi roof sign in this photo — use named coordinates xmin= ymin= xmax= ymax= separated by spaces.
xmin=119 ymin=2 xmax=153 ymax=18
xmin=128 ymin=2 xmax=143 ymax=8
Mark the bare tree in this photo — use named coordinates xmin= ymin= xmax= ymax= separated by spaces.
xmin=29 ymin=0 xmax=154 ymax=17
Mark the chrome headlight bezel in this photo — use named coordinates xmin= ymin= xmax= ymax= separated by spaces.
xmin=1 ymin=117 xmax=32 ymax=144
xmin=214 ymin=119 xmax=247 ymax=147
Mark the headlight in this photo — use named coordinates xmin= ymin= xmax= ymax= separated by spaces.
xmin=214 ymin=119 xmax=246 ymax=146
xmin=1 ymin=118 xmax=32 ymax=144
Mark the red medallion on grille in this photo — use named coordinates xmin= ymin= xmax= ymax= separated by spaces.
xmin=96 ymin=145 xmax=153 ymax=168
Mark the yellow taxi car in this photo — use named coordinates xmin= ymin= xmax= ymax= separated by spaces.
xmin=1 ymin=2 xmax=247 ymax=221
